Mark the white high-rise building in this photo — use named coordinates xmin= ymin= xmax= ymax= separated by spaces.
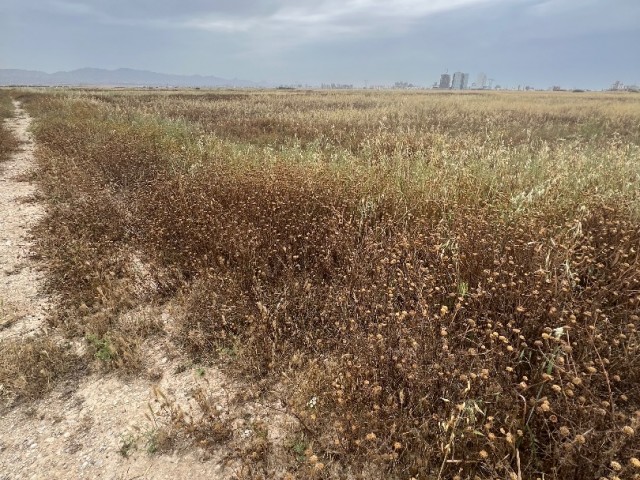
xmin=476 ymin=72 xmax=488 ymax=89
xmin=452 ymin=72 xmax=463 ymax=89
xmin=452 ymin=72 xmax=469 ymax=90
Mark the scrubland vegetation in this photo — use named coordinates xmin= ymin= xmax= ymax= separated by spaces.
xmin=0 ymin=91 xmax=19 ymax=162
xmin=8 ymin=89 xmax=640 ymax=478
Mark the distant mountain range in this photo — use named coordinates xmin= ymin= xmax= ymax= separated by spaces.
xmin=0 ymin=68 xmax=264 ymax=88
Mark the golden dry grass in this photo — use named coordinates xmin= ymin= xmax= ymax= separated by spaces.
xmin=14 ymin=88 xmax=640 ymax=478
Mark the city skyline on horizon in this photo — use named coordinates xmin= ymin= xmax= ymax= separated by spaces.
xmin=1 ymin=65 xmax=637 ymax=92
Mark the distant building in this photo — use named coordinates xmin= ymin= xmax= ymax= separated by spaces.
xmin=476 ymin=72 xmax=487 ymax=89
xmin=451 ymin=72 xmax=469 ymax=90
xmin=320 ymin=83 xmax=354 ymax=89
xmin=439 ymin=73 xmax=451 ymax=89
xmin=452 ymin=72 xmax=463 ymax=89
xmin=393 ymin=81 xmax=417 ymax=89
xmin=610 ymin=80 xmax=624 ymax=91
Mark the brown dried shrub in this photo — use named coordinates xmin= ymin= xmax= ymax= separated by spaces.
xmin=0 ymin=336 xmax=81 ymax=404
xmin=0 ymin=90 xmax=19 ymax=164
xmin=19 ymin=89 xmax=640 ymax=478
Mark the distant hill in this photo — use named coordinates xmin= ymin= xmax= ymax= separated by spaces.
xmin=0 ymin=68 xmax=263 ymax=88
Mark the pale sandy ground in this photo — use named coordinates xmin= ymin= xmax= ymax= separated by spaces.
xmin=0 ymin=102 xmax=295 ymax=480
xmin=0 ymin=101 xmax=45 ymax=341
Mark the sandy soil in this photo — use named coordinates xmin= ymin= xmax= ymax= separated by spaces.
xmin=0 ymin=102 xmax=295 ymax=480
xmin=0 ymin=101 xmax=45 ymax=341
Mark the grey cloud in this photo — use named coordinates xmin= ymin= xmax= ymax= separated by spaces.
xmin=19 ymin=0 xmax=635 ymax=43
xmin=523 ymin=0 xmax=640 ymax=35
xmin=1 ymin=0 xmax=638 ymax=89
xmin=48 ymin=0 xmax=282 ymax=20
xmin=43 ymin=0 xmax=512 ymax=37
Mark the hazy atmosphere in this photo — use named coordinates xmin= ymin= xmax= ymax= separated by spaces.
xmin=2 ymin=0 xmax=639 ymax=89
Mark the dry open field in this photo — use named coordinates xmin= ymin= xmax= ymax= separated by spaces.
xmin=1 ymin=88 xmax=639 ymax=479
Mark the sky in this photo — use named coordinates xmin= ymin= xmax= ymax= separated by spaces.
xmin=1 ymin=0 xmax=639 ymax=89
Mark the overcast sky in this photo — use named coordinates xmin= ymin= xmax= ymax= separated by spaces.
xmin=1 ymin=0 xmax=639 ymax=89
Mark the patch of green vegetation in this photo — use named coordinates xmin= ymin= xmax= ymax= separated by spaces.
xmin=86 ymin=334 xmax=115 ymax=362
xmin=118 ymin=433 xmax=136 ymax=458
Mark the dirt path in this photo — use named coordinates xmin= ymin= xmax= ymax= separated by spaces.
xmin=0 ymin=101 xmax=45 ymax=340
xmin=0 ymin=101 xmax=294 ymax=479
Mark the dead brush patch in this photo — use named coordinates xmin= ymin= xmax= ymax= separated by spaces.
xmin=146 ymin=386 xmax=233 ymax=454
xmin=18 ymin=89 xmax=640 ymax=478
xmin=0 ymin=91 xmax=19 ymax=164
xmin=28 ymin=123 xmax=165 ymax=371
xmin=0 ymin=336 xmax=81 ymax=405
xmin=0 ymin=127 xmax=19 ymax=164
xmin=181 ymin=202 xmax=640 ymax=478
xmin=189 ymin=206 xmax=635 ymax=476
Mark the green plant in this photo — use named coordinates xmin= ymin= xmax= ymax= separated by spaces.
xmin=86 ymin=334 xmax=115 ymax=362
xmin=457 ymin=280 xmax=469 ymax=297
xmin=291 ymin=436 xmax=309 ymax=462
xmin=118 ymin=433 xmax=137 ymax=458
xmin=143 ymin=428 xmax=168 ymax=455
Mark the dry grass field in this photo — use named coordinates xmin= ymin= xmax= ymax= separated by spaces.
xmin=0 ymin=92 xmax=19 ymax=163
xmin=3 ymin=88 xmax=640 ymax=478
